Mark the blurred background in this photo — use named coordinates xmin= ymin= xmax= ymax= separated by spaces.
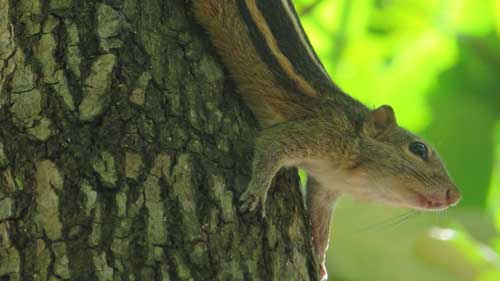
xmin=292 ymin=0 xmax=500 ymax=280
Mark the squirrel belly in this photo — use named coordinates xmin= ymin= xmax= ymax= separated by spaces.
xmin=193 ymin=1 xmax=461 ymax=280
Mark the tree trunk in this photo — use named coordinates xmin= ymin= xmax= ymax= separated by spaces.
xmin=0 ymin=0 xmax=318 ymax=280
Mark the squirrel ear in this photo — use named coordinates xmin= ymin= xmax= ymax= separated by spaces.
xmin=364 ymin=105 xmax=397 ymax=135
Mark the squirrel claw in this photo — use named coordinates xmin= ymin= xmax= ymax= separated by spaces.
xmin=239 ymin=189 xmax=267 ymax=218
xmin=239 ymin=193 xmax=259 ymax=211
xmin=239 ymin=195 xmax=258 ymax=212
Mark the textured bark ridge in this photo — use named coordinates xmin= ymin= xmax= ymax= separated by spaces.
xmin=0 ymin=0 xmax=318 ymax=280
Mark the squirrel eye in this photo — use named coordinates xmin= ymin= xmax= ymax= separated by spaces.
xmin=409 ymin=142 xmax=428 ymax=160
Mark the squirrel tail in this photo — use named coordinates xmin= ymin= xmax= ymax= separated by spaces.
xmin=193 ymin=0 xmax=319 ymax=127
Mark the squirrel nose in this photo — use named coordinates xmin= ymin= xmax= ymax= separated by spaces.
xmin=446 ymin=187 xmax=461 ymax=206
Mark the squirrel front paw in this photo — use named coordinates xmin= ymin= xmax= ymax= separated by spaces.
xmin=239 ymin=182 xmax=269 ymax=218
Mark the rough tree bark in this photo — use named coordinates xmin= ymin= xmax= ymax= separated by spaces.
xmin=0 ymin=0 xmax=319 ymax=280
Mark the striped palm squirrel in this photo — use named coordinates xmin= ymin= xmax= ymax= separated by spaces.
xmin=193 ymin=1 xmax=461 ymax=280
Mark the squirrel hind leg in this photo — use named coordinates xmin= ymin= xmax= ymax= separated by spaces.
xmin=306 ymin=176 xmax=338 ymax=280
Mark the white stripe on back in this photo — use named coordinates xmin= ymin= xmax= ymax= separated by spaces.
xmin=280 ymin=0 xmax=330 ymax=79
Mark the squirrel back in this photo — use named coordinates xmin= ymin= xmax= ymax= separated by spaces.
xmin=194 ymin=3 xmax=462 ymax=281
xmin=193 ymin=0 xmax=346 ymax=127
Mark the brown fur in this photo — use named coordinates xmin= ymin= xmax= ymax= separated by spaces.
xmin=193 ymin=1 xmax=461 ymax=280
xmin=193 ymin=0 xmax=313 ymax=127
xmin=244 ymin=0 xmax=319 ymax=98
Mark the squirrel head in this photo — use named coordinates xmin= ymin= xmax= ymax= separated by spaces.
xmin=354 ymin=105 xmax=461 ymax=210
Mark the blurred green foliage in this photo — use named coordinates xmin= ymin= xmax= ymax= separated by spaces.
xmin=293 ymin=0 xmax=500 ymax=280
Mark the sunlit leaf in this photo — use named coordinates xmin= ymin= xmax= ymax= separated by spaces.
xmin=447 ymin=0 xmax=495 ymax=35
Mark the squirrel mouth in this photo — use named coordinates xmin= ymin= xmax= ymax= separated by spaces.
xmin=409 ymin=189 xmax=449 ymax=210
